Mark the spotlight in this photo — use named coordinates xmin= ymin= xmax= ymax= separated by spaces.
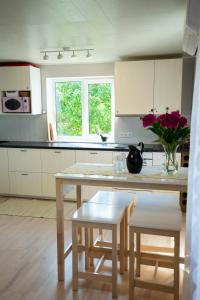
xmin=57 ymin=51 xmax=63 ymax=59
xmin=43 ymin=52 xmax=49 ymax=60
xmin=86 ymin=49 xmax=92 ymax=58
xmin=71 ymin=50 xmax=77 ymax=59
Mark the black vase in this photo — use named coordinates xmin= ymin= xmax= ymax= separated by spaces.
xmin=126 ymin=142 xmax=144 ymax=174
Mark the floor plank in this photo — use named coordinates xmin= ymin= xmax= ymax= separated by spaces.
xmin=0 ymin=210 xmax=185 ymax=300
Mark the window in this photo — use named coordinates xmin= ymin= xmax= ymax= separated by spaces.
xmin=52 ymin=77 xmax=114 ymax=141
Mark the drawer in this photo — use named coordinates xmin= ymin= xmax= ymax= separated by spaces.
xmin=41 ymin=149 xmax=75 ymax=173
xmin=76 ymin=150 xmax=113 ymax=164
xmin=9 ymin=172 xmax=42 ymax=196
xmin=42 ymin=173 xmax=75 ymax=199
xmin=8 ymin=148 xmax=41 ymax=172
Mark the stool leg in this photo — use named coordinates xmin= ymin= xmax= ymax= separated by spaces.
xmin=89 ymin=227 xmax=94 ymax=268
xmin=174 ymin=232 xmax=180 ymax=300
xmin=124 ymin=209 xmax=128 ymax=271
xmin=72 ymin=223 xmax=78 ymax=291
xmin=85 ymin=227 xmax=90 ymax=270
xmin=136 ymin=232 xmax=141 ymax=277
xmin=129 ymin=227 xmax=135 ymax=300
xmin=120 ymin=216 xmax=125 ymax=274
xmin=99 ymin=228 xmax=103 ymax=241
xmin=112 ymin=225 xmax=118 ymax=298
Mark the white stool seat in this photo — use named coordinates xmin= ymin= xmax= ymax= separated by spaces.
xmin=129 ymin=208 xmax=182 ymax=231
xmin=135 ymin=193 xmax=180 ymax=211
xmin=71 ymin=202 xmax=125 ymax=225
xmin=88 ymin=191 xmax=135 ymax=208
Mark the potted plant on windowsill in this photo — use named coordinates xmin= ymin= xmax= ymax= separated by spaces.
xmin=141 ymin=110 xmax=190 ymax=174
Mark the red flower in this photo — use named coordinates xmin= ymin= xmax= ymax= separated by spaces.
xmin=142 ymin=114 xmax=157 ymax=127
xmin=178 ymin=116 xmax=187 ymax=128
xmin=158 ymin=111 xmax=181 ymax=128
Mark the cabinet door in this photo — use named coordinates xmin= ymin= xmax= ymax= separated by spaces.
xmin=76 ymin=150 xmax=113 ymax=164
xmin=76 ymin=150 xmax=113 ymax=200
xmin=41 ymin=149 xmax=75 ymax=173
xmin=42 ymin=173 xmax=75 ymax=199
xmin=0 ymin=148 xmax=9 ymax=194
xmin=9 ymin=172 xmax=42 ymax=196
xmin=0 ymin=66 xmax=31 ymax=90
xmin=154 ymin=59 xmax=182 ymax=113
xmin=115 ymin=61 xmax=154 ymax=115
xmin=8 ymin=148 xmax=41 ymax=172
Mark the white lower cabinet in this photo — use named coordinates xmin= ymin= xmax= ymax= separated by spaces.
xmin=76 ymin=150 xmax=113 ymax=200
xmin=9 ymin=172 xmax=42 ymax=196
xmin=0 ymin=148 xmax=9 ymax=194
xmin=41 ymin=149 xmax=76 ymax=198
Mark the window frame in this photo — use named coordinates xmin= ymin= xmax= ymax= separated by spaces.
xmin=48 ymin=76 xmax=114 ymax=142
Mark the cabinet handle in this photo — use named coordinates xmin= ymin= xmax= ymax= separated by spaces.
xmin=54 ymin=151 xmax=61 ymax=154
xmin=90 ymin=152 xmax=98 ymax=155
xmin=149 ymin=108 xmax=154 ymax=113
xmin=21 ymin=173 xmax=29 ymax=176
xmin=20 ymin=149 xmax=27 ymax=152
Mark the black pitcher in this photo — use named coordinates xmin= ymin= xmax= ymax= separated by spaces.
xmin=126 ymin=142 xmax=144 ymax=174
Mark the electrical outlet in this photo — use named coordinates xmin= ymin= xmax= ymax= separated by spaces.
xmin=119 ymin=131 xmax=133 ymax=138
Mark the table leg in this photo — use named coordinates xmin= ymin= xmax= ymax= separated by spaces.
xmin=76 ymin=185 xmax=82 ymax=243
xmin=56 ymin=178 xmax=65 ymax=281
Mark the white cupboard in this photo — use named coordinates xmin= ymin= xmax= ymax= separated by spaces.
xmin=115 ymin=58 xmax=193 ymax=115
xmin=8 ymin=148 xmax=42 ymax=172
xmin=0 ymin=148 xmax=9 ymax=194
xmin=9 ymin=172 xmax=42 ymax=196
xmin=41 ymin=149 xmax=76 ymax=198
xmin=76 ymin=150 xmax=113 ymax=200
xmin=154 ymin=59 xmax=182 ymax=113
xmin=0 ymin=66 xmax=42 ymax=115
xmin=115 ymin=60 xmax=154 ymax=115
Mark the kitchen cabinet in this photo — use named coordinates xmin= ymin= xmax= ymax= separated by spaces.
xmin=8 ymin=148 xmax=42 ymax=196
xmin=8 ymin=148 xmax=42 ymax=172
xmin=154 ymin=59 xmax=182 ymax=113
xmin=115 ymin=60 xmax=154 ymax=115
xmin=0 ymin=66 xmax=42 ymax=115
xmin=9 ymin=172 xmax=42 ymax=196
xmin=41 ymin=149 xmax=76 ymax=198
xmin=76 ymin=150 xmax=113 ymax=200
xmin=115 ymin=58 xmax=194 ymax=115
xmin=0 ymin=148 xmax=9 ymax=194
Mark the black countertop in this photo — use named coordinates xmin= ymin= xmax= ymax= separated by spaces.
xmin=0 ymin=141 xmax=190 ymax=152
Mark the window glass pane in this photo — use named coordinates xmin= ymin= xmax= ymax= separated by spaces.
xmin=88 ymin=83 xmax=112 ymax=135
xmin=55 ymin=81 xmax=82 ymax=136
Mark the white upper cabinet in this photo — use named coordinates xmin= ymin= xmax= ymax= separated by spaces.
xmin=0 ymin=66 xmax=42 ymax=115
xmin=154 ymin=59 xmax=183 ymax=114
xmin=115 ymin=58 xmax=194 ymax=115
xmin=115 ymin=60 xmax=154 ymax=115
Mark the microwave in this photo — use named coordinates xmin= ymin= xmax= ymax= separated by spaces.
xmin=2 ymin=97 xmax=31 ymax=113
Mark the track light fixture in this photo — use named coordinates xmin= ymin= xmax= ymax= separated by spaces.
xmin=43 ymin=52 xmax=49 ymax=60
xmin=57 ymin=51 xmax=63 ymax=60
xmin=40 ymin=47 xmax=94 ymax=60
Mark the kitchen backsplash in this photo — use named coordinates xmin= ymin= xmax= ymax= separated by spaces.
xmin=114 ymin=116 xmax=156 ymax=144
xmin=0 ymin=114 xmax=48 ymax=141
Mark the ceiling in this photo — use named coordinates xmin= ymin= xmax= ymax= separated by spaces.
xmin=0 ymin=0 xmax=187 ymax=64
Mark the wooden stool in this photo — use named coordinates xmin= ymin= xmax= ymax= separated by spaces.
xmin=71 ymin=202 xmax=126 ymax=298
xmin=88 ymin=191 xmax=135 ymax=271
xmin=129 ymin=202 xmax=182 ymax=300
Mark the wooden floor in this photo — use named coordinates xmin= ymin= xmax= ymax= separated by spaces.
xmin=0 ymin=208 xmax=185 ymax=300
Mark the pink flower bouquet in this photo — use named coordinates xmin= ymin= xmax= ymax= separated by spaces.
xmin=141 ymin=110 xmax=190 ymax=173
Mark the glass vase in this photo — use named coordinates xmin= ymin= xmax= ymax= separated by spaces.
xmin=162 ymin=144 xmax=179 ymax=174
